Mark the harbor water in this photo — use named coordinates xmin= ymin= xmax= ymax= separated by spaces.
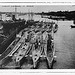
xmin=54 ymin=21 xmax=75 ymax=69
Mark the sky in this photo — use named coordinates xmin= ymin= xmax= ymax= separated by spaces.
xmin=0 ymin=5 xmax=75 ymax=13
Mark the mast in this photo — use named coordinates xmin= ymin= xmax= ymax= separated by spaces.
xmin=28 ymin=10 xmax=33 ymax=20
xmin=15 ymin=6 xmax=17 ymax=19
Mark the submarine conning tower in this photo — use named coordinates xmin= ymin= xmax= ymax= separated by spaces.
xmin=12 ymin=15 xmax=16 ymax=21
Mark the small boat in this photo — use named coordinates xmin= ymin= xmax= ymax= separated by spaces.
xmin=70 ymin=25 xmax=75 ymax=28
xmin=71 ymin=20 xmax=75 ymax=28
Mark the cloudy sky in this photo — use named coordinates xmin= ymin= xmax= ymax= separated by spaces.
xmin=0 ymin=5 xmax=75 ymax=12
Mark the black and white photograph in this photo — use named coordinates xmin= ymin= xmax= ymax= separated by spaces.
xmin=0 ymin=4 xmax=75 ymax=70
